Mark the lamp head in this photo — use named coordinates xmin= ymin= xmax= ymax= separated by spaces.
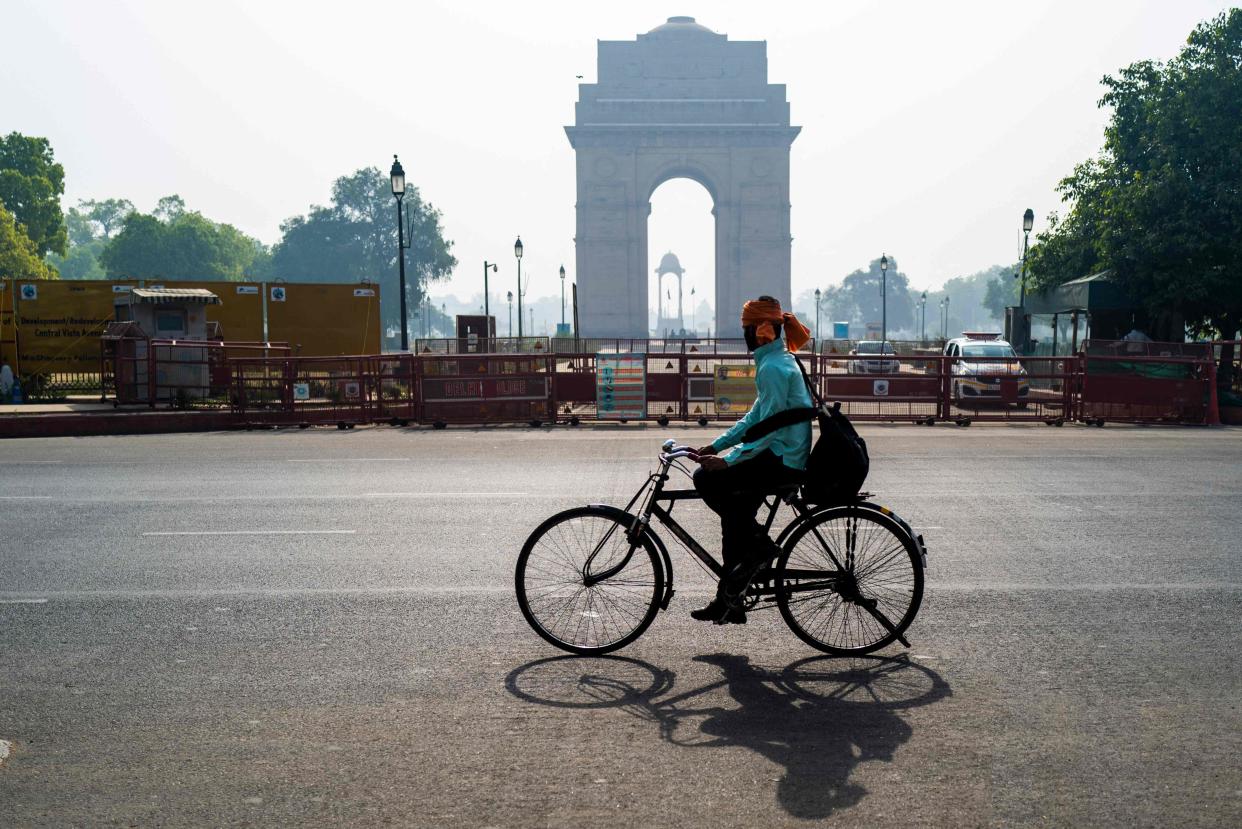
xmin=1023 ymin=208 xmax=1034 ymax=233
xmin=559 ymin=264 xmax=565 ymax=279
xmin=390 ymin=155 xmax=406 ymax=199
xmin=507 ymin=291 xmax=513 ymax=302
xmin=880 ymin=254 xmax=888 ymax=272
xmin=514 ymin=236 xmax=523 ymax=259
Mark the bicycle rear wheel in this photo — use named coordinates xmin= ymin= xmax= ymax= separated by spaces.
xmin=776 ymin=506 xmax=923 ymax=655
xmin=515 ymin=505 xmax=664 ymax=655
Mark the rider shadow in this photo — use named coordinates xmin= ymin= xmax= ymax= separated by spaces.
xmin=505 ymin=652 xmax=951 ymax=821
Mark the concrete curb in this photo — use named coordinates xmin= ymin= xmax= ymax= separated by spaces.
xmin=0 ymin=411 xmax=242 ymax=439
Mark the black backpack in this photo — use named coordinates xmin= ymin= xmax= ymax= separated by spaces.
xmin=740 ymin=356 xmax=870 ymax=505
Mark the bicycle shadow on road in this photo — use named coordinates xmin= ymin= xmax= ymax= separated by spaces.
xmin=505 ymin=652 xmax=951 ymax=820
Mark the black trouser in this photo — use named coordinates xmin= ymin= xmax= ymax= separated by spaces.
xmin=693 ymin=450 xmax=802 ymax=571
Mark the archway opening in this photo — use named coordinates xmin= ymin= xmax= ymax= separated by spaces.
xmin=648 ymin=178 xmax=715 ymax=338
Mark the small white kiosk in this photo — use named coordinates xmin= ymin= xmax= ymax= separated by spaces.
xmin=111 ymin=287 xmax=222 ymax=402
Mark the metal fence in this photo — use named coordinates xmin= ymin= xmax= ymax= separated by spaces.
xmin=103 ymin=343 xmax=1225 ymax=428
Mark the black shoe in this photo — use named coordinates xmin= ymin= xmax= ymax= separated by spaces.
xmin=690 ymin=597 xmax=729 ymax=621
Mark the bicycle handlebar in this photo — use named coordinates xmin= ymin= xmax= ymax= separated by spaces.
xmin=659 ymin=438 xmax=700 ymax=462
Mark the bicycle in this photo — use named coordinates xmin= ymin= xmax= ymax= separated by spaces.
xmin=515 ymin=439 xmax=929 ymax=656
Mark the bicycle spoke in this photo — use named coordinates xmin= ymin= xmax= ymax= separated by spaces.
xmin=778 ymin=507 xmax=923 ymax=655
xmin=518 ymin=509 xmax=662 ymax=653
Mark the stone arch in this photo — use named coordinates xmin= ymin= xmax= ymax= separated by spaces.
xmin=567 ymin=17 xmax=800 ymax=337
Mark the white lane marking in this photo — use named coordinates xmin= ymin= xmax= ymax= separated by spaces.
xmin=0 ymin=496 xmax=54 ymax=500
xmin=914 ymin=526 xmax=943 ymax=530
xmin=287 ymin=458 xmax=410 ymax=463
xmin=141 ymin=530 xmax=357 ymax=537
xmin=0 ymin=598 xmax=48 ymax=604
xmin=360 ymin=492 xmax=532 ymax=498
xmin=0 ymin=740 xmax=10 ymax=765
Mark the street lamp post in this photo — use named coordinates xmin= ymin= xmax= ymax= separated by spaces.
xmin=938 ymin=299 xmax=945 ymax=340
xmin=559 ymin=264 xmax=566 ymax=329
xmin=814 ymin=287 xmax=822 ymax=343
xmin=920 ymin=291 xmax=927 ymax=343
xmin=514 ymin=237 xmax=524 ymax=340
xmin=1018 ymin=208 xmax=1034 ymax=307
xmin=390 ymin=155 xmax=410 ymax=351
xmin=483 ymin=261 xmax=498 ymax=334
xmin=507 ymin=291 xmax=513 ymax=338
xmin=880 ymin=254 xmax=889 ymax=345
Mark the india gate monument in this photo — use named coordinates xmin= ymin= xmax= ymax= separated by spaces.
xmin=567 ymin=16 xmax=800 ymax=337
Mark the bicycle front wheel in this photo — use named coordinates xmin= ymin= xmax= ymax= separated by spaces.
xmin=515 ymin=505 xmax=665 ymax=655
xmin=776 ymin=506 xmax=923 ymax=655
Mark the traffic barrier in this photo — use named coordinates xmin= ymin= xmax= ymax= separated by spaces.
xmin=120 ymin=341 xmax=1229 ymax=429
xmin=1079 ymin=354 xmax=1212 ymax=424
xmin=942 ymin=356 xmax=1076 ymax=424
xmin=419 ymin=354 xmax=553 ymax=426
xmin=230 ymin=355 xmax=375 ymax=426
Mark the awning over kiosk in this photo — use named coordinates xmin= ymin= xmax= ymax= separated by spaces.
xmin=129 ymin=288 xmax=222 ymax=305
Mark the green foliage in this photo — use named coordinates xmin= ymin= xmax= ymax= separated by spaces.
xmin=0 ymin=203 xmax=58 ymax=280
xmin=0 ymin=132 xmax=67 ymax=257
xmin=45 ymin=198 xmax=135 ymax=279
xmin=99 ymin=196 xmax=270 ymax=281
xmin=77 ymin=198 xmax=135 ymax=241
xmin=817 ymin=257 xmax=916 ymax=335
xmin=980 ymin=264 xmax=1020 ymax=320
xmin=271 ymin=167 xmax=457 ymax=336
xmin=803 ymin=259 xmax=1017 ymax=341
xmin=1026 ymin=9 xmax=1242 ymax=340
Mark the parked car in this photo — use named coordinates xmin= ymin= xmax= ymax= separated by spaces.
xmin=944 ymin=335 xmax=1030 ymax=407
xmin=847 ymin=340 xmax=901 ymax=374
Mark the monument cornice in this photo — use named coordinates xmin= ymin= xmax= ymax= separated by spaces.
xmin=566 ymin=125 xmax=800 ymax=149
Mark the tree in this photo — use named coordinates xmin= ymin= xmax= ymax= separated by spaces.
xmin=0 ymin=132 xmax=67 ymax=257
xmin=78 ymin=198 xmax=135 ymax=240
xmin=818 ymin=257 xmax=916 ymax=338
xmin=99 ymin=197 xmax=270 ymax=281
xmin=979 ymin=264 xmax=1020 ymax=320
xmin=45 ymin=198 xmax=136 ymax=279
xmin=271 ymin=167 xmax=456 ymax=339
xmin=1027 ymin=10 xmax=1242 ymax=378
xmin=153 ymin=194 xmax=186 ymax=222
xmin=0 ymin=203 xmax=58 ymax=281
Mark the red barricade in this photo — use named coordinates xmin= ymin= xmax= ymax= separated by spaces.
xmin=1079 ymin=355 xmax=1211 ymax=424
xmin=419 ymin=354 xmax=553 ymax=426
xmin=230 ymin=355 xmax=374 ymax=426
xmin=208 ymin=342 xmax=1225 ymax=429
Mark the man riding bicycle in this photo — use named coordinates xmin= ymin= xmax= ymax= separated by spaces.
xmin=691 ymin=296 xmax=814 ymax=625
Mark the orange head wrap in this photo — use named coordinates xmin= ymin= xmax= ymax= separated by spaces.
xmin=741 ymin=298 xmax=812 ymax=352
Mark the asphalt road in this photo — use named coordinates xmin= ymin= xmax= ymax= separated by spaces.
xmin=1 ymin=423 xmax=1240 ymax=828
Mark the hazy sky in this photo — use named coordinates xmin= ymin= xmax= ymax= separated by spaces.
xmin=3 ymin=0 xmax=1234 ymax=311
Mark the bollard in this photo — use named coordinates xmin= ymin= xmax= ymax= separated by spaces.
xmin=1206 ymin=359 xmax=1221 ymax=426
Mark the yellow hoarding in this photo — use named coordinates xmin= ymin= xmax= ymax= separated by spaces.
xmin=1 ymin=279 xmax=381 ymax=379
xmin=0 ymin=281 xmax=15 ymax=368
xmin=267 ymin=283 xmax=381 ymax=356
xmin=714 ymin=364 xmax=757 ymax=414
xmin=156 ymin=280 xmax=265 ymax=342
xmin=9 ymin=280 xmax=138 ymax=377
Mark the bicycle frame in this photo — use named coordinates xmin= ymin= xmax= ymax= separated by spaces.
xmin=584 ymin=451 xmax=864 ymax=613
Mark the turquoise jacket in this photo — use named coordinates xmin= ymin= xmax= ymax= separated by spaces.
xmin=711 ymin=339 xmax=813 ymax=469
